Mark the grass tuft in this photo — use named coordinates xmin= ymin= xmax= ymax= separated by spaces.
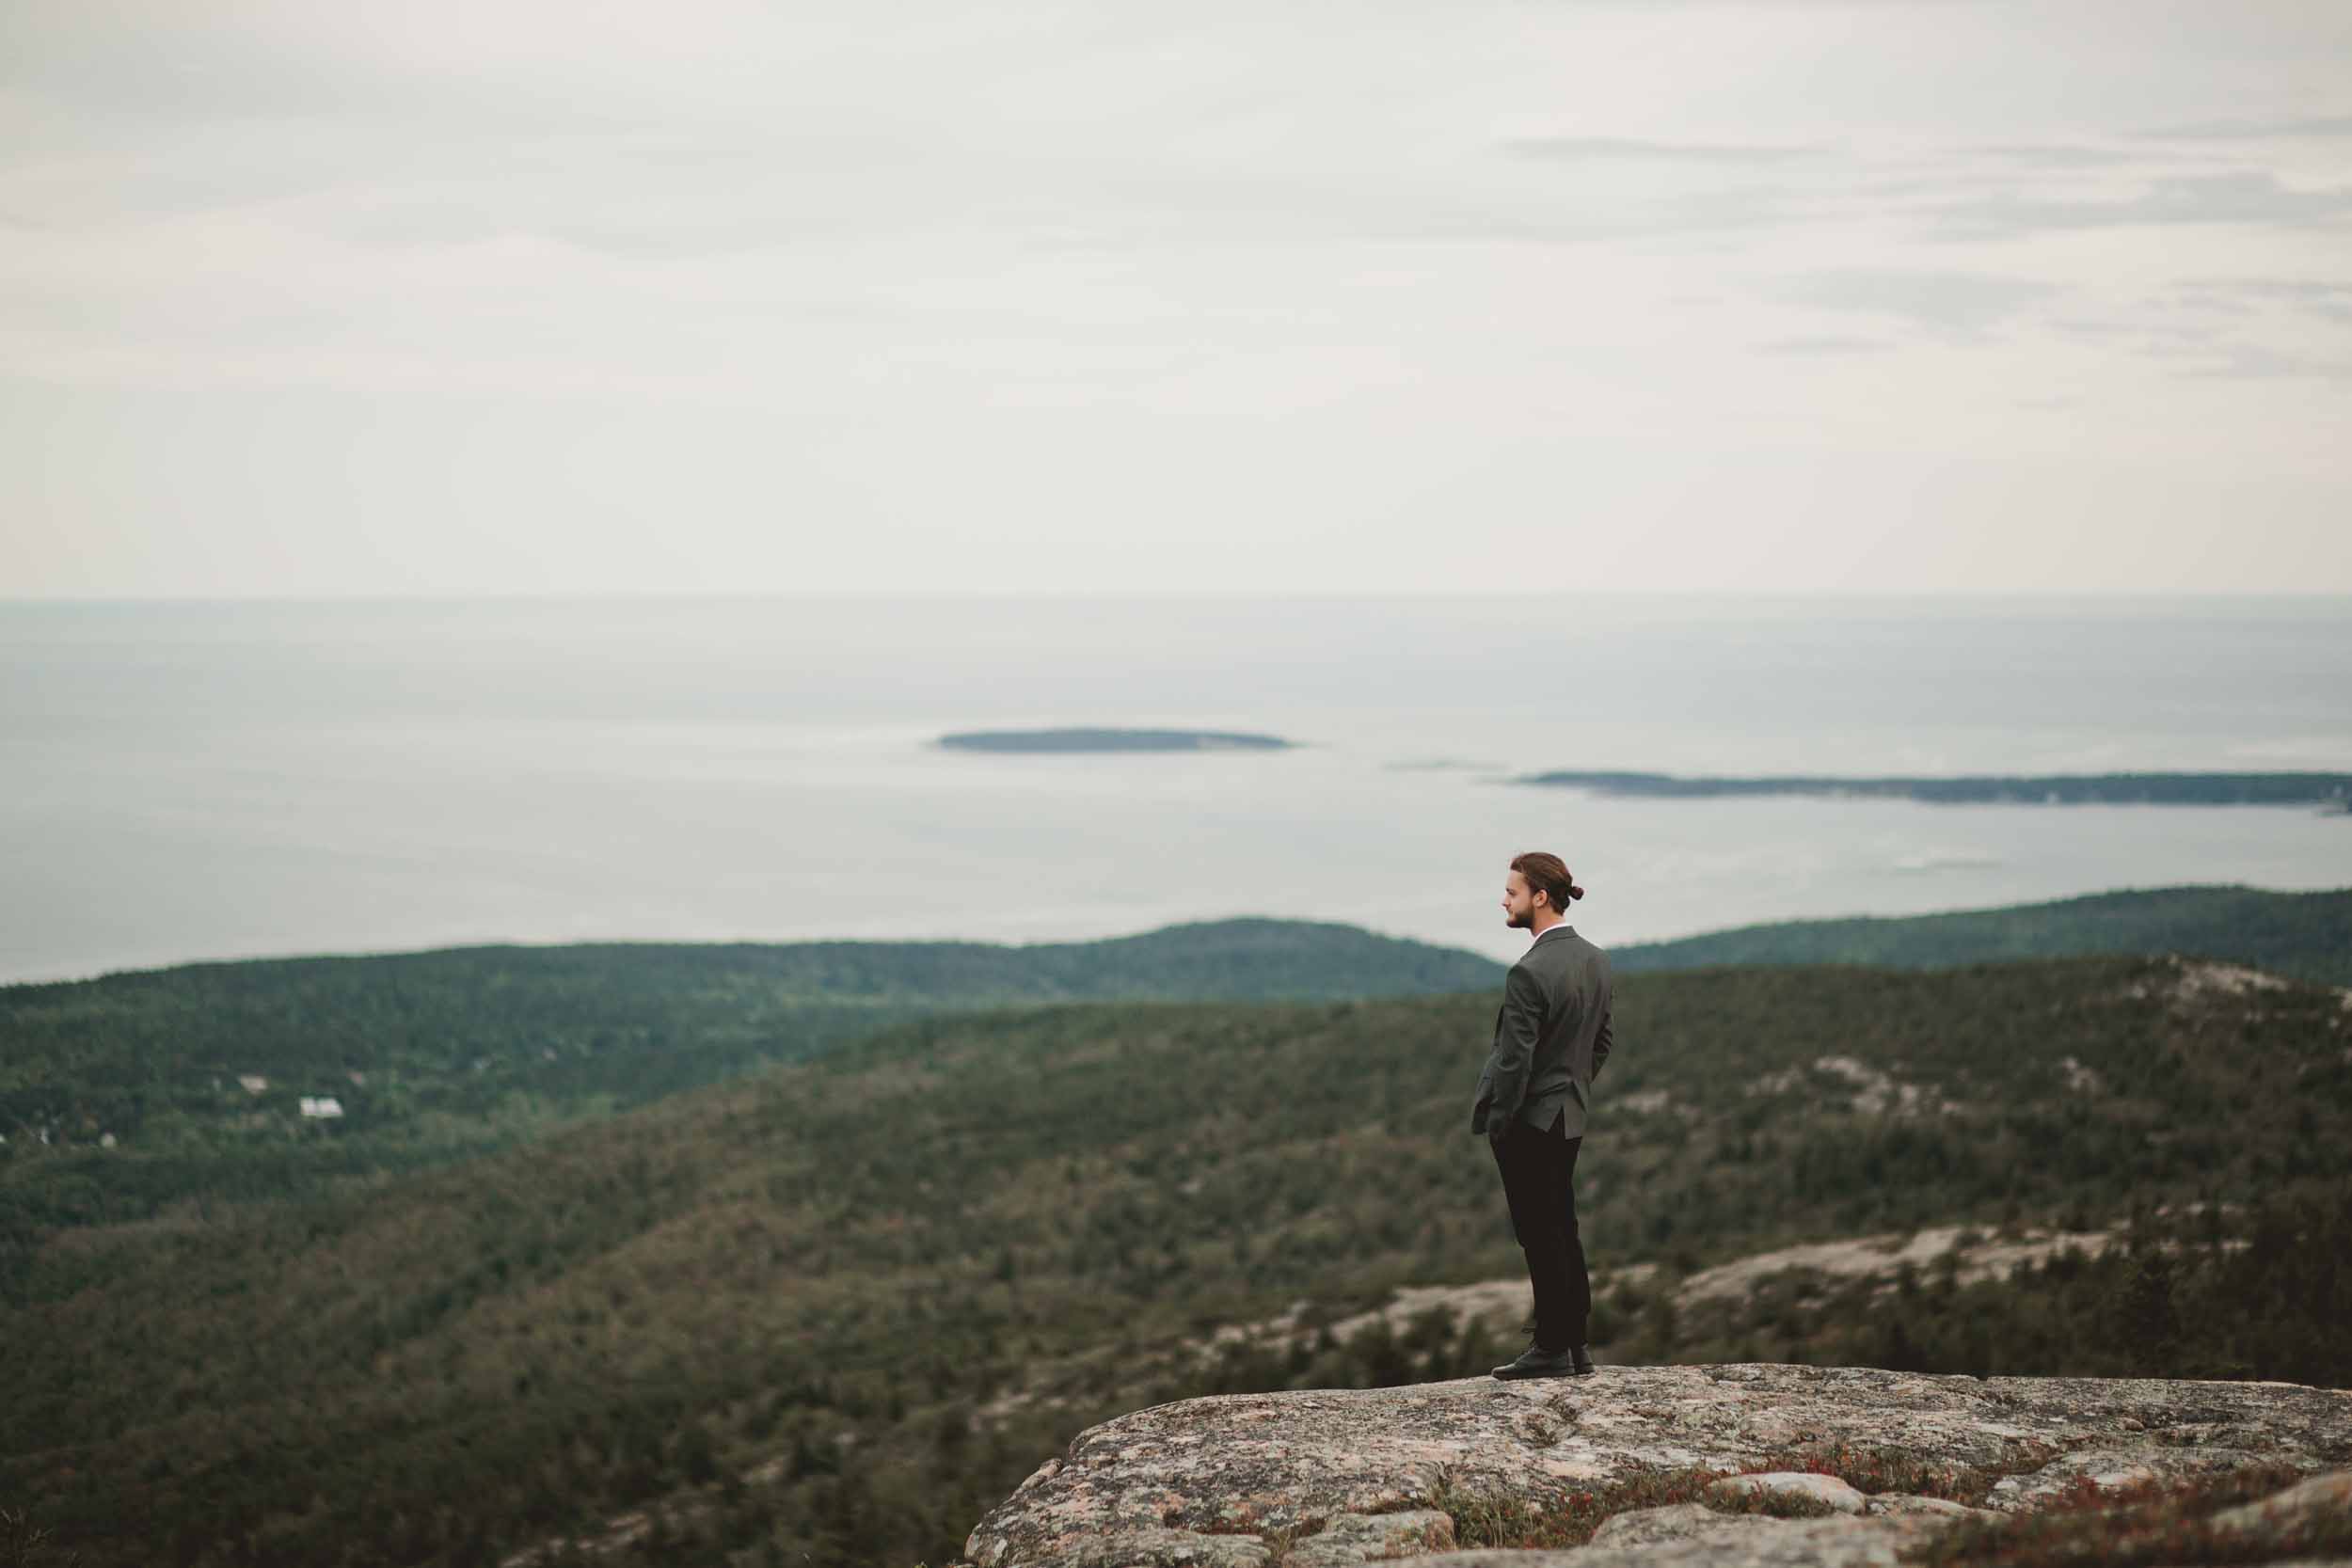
xmin=1903 ymin=1465 xmax=2345 ymax=1568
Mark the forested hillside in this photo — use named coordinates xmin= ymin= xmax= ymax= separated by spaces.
xmin=13 ymin=883 xmax=2344 ymax=1270
xmin=4 ymin=951 xmax=2345 ymax=1568
xmin=1615 ymin=884 xmax=2352 ymax=986
xmin=0 ymin=917 xmax=1502 ymax=1268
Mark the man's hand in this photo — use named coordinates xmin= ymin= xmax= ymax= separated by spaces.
xmin=1486 ymin=1114 xmax=1514 ymax=1150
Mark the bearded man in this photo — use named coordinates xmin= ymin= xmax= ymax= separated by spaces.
xmin=1470 ymin=850 xmax=1614 ymax=1380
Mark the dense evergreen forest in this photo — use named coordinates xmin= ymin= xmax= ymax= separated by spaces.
xmin=1615 ymin=884 xmax=2352 ymax=987
xmin=0 ymin=917 xmax=1502 ymax=1274
xmin=4 ymin=946 xmax=2345 ymax=1568
xmin=1197 ymin=1188 xmax=2351 ymax=1401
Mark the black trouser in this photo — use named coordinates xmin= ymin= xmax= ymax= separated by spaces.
xmin=1490 ymin=1109 xmax=1590 ymax=1352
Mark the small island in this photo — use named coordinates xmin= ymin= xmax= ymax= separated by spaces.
xmin=1514 ymin=769 xmax=2352 ymax=810
xmin=936 ymin=726 xmax=1295 ymax=753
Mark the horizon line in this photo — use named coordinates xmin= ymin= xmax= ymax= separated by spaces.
xmin=8 ymin=588 xmax=2352 ymax=607
xmin=6 ymin=880 xmax=2337 ymax=991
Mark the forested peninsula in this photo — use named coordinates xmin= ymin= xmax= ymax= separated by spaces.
xmin=1517 ymin=769 xmax=2352 ymax=810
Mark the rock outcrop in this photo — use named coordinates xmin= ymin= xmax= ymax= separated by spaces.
xmin=961 ymin=1364 xmax=2352 ymax=1568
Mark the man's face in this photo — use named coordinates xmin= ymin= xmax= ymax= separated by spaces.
xmin=1502 ymin=869 xmax=1547 ymax=929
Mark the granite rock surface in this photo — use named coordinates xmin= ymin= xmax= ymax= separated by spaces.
xmin=961 ymin=1364 xmax=2352 ymax=1568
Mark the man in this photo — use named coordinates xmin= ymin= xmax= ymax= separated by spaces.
xmin=1471 ymin=850 xmax=1613 ymax=1380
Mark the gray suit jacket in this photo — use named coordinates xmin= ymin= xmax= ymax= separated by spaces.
xmin=1470 ymin=923 xmax=1613 ymax=1139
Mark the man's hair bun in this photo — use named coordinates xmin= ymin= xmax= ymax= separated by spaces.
xmin=1509 ymin=850 xmax=1582 ymax=911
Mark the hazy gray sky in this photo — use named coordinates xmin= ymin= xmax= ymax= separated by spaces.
xmin=5 ymin=0 xmax=2348 ymax=596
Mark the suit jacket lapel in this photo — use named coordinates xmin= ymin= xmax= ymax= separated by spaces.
xmin=1496 ymin=926 xmax=1572 ymax=1034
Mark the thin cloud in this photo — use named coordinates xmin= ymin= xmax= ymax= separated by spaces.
xmin=2168 ymin=342 xmax=2352 ymax=383
xmin=1962 ymin=143 xmax=2179 ymax=169
xmin=1505 ymin=135 xmax=1826 ymax=165
xmin=2132 ymin=113 xmax=2352 ymax=141
xmin=1755 ymin=334 xmax=1889 ymax=356
xmin=2173 ymin=277 xmax=2352 ymax=325
xmin=1777 ymin=269 xmax=2063 ymax=338
xmin=1389 ymin=177 xmax=1836 ymax=246
xmin=1926 ymin=171 xmax=2352 ymax=240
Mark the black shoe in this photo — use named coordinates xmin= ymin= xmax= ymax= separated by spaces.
xmin=1491 ymin=1344 xmax=1580 ymax=1381
xmin=1571 ymin=1344 xmax=1596 ymax=1375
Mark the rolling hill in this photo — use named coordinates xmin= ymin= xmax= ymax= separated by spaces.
xmin=1614 ymin=884 xmax=2352 ymax=987
xmin=0 ymin=917 xmax=1504 ymax=1281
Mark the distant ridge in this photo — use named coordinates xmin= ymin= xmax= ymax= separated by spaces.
xmin=936 ymin=726 xmax=1294 ymax=752
xmin=1518 ymin=768 xmax=2352 ymax=811
xmin=1615 ymin=883 xmax=2352 ymax=987
xmin=0 ymin=916 xmax=1503 ymax=1214
xmin=11 ymin=888 xmax=2346 ymax=1276
xmin=0 ymin=914 xmax=1495 ymax=1003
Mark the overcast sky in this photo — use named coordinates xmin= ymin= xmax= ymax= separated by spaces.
xmin=4 ymin=0 xmax=2349 ymax=597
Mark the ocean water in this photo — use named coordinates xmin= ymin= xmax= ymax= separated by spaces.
xmin=4 ymin=594 xmax=2349 ymax=986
